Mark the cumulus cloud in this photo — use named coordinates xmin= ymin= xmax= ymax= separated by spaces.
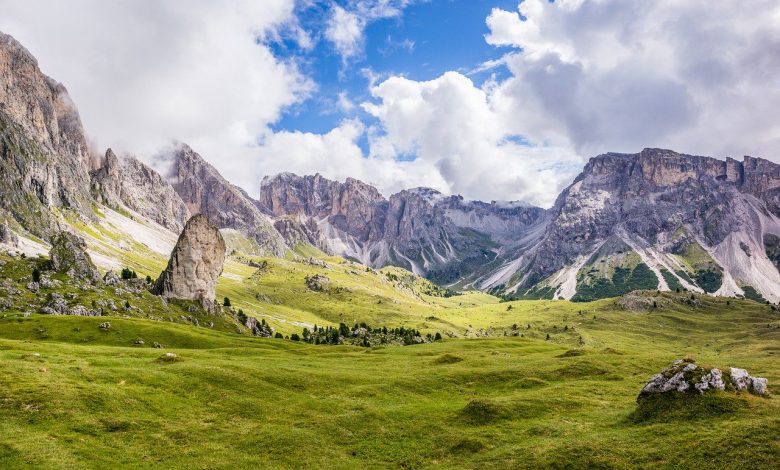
xmin=324 ymin=0 xmax=415 ymax=63
xmin=485 ymin=0 xmax=780 ymax=160
xmin=0 ymin=0 xmax=311 ymax=166
xmin=362 ymin=72 xmax=581 ymax=206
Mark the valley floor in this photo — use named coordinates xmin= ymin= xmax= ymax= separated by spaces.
xmin=0 ymin=294 xmax=777 ymax=469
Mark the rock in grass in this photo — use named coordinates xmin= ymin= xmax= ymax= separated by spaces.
xmin=0 ymin=220 xmax=18 ymax=247
xmin=638 ymin=359 xmax=769 ymax=401
xmin=99 ymin=321 xmax=111 ymax=330
xmin=49 ymin=231 xmax=101 ymax=283
xmin=152 ymin=214 xmax=225 ymax=312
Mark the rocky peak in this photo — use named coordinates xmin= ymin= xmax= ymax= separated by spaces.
xmin=90 ymin=148 xmax=191 ymax=232
xmin=168 ymin=143 xmax=286 ymax=256
xmin=0 ymin=31 xmax=91 ymax=168
xmin=152 ymin=214 xmax=226 ymax=312
xmin=0 ymin=31 xmax=94 ymax=239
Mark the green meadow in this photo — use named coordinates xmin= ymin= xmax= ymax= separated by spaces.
xmin=0 ymin=243 xmax=778 ymax=468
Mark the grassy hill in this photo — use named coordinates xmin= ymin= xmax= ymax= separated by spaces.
xmin=1 ymin=206 xmax=778 ymax=467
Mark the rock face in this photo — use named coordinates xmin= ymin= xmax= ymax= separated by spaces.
xmin=257 ymin=173 xmax=548 ymax=284
xmin=638 ymin=359 xmax=769 ymax=401
xmin=0 ymin=220 xmax=18 ymax=247
xmin=152 ymin=214 xmax=226 ymax=311
xmin=0 ymin=32 xmax=94 ymax=239
xmin=90 ymin=148 xmax=191 ymax=231
xmin=169 ymin=144 xmax=286 ymax=256
xmin=48 ymin=231 xmax=100 ymax=283
xmin=484 ymin=149 xmax=780 ymax=302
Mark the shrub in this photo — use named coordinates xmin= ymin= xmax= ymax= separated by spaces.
xmin=274 ymin=332 xmax=283 ymax=339
xmin=434 ymin=332 xmax=442 ymax=341
xmin=32 ymin=268 xmax=41 ymax=283
xmin=290 ymin=333 xmax=300 ymax=341
xmin=223 ymin=297 xmax=231 ymax=307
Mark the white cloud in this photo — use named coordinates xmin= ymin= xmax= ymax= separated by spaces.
xmin=324 ymin=0 xmax=415 ymax=63
xmin=252 ymin=120 xmax=446 ymax=195
xmin=362 ymin=72 xmax=581 ymax=206
xmin=0 ymin=0 xmax=311 ymax=163
xmin=485 ymin=0 xmax=780 ymax=160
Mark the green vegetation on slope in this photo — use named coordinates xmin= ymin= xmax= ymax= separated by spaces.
xmin=0 ymin=291 xmax=777 ymax=468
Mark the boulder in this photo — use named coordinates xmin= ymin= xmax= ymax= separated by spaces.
xmin=0 ymin=220 xmax=18 ymax=247
xmin=49 ymin=232 xmax=100 ymax=283
xmin=103 ymin=270 xmax=121 ymax=286
xmin=639 ymin=359 xmax=769 ymax=401
xmin=305 ymin=274 xmax=330 ymax=292
xmin=152 ymin=214 xmax=226 ymax=312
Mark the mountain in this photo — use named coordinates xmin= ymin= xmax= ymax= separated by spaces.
xmin=90 ymin=148 xmax=191 ymax=232
xmin=480 ymin=149 xmax=780 ymax=303
xmin=167 ymin=143 xmax=286 ymax=256
xmin=2 ymin=30 xmax=780 ymax=303
xmin=257 ymin=173 xmax=548 ymax=284
xmin=0 ymin=31 xmax=94 ymax=238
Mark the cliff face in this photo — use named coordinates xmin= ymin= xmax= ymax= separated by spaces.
xmin=90 ymin=149 xmax=191 ymax=232
xmin=257 ymin=174 xmax=548 ymax=283
xmin=169 ymin=144 xmax=286 ymax=256
xmin=0 ymin=31 xmax=94 ymax=238
xmin=486 ymin=149 xmax=780 ymax=303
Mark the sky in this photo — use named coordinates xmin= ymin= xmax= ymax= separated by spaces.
xmin=1 ymin=0 xmax=779 ymax=207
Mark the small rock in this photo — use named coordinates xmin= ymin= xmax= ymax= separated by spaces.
xmin=134 ymin=339 xmax=145 ymax=345
xmin=153 ymin=342 xmax=162 ymax=349
xmin=729 ymin=368 xmax=751 ymax=391
xmin=103 ymin=271 xmax=121 ymax=286
xmin=99 ymin=322 xmax=111 ymax=330
xmin=26 ymin=282 xmax=39 ymax=293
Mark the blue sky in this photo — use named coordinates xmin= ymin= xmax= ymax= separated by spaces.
xmin=272 ymin=0 xmax=519 ymax=138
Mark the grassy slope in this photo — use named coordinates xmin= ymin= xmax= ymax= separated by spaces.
xmin=0 ymin=292 xmax=777 ymax=468
xmin=2 ymin=208 xmax=778 ymax=467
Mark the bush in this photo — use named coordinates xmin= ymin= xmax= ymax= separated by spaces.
xmin=32 ymin=268 xmax=41 ymax=283
xmin=434 ymin=332 xmax=442 ymax=341
xmin=290 ymin=333 xmax=300 ymax=341
xmin=121 ymin=267 xmax=137 ymax=280
xmin=274 ymin=332 xmax=283 ymax=339
xmin=223 ymin=297 xmax=231 ymax=307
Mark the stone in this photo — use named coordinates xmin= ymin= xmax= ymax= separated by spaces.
xmin=751 ymin=377 xmax=769 ymax=396
xmin=153 ymin=342 xmax=162 ymax=349
xmin=305 ymin=274 xmax=330 ymax=292
xmin=49 ymin=232 xmax=100 ymax=283
xmin=99 ymin=322 xmax=111 ymax=330
xmin=26 ymin=282 xmax=39 ymax=293
xmin=152 ymin=214 xmax=226 ymax=312
xmin=41 ymin=293 xmax=68 ymax=315
xmin=0 ymin=220 xmax=18 ymax=247
xmin=134 ymin=339 xmax=145 ymax=345
xmin=103 ymin=270 xmax=121 ymax=286
xmin=640 ymin=359 xmax=770 ymax=401
xmin=730 ymin=368 xmax=751 ymax=391
xmin=68 ymin=305 xmax=100 ymax=316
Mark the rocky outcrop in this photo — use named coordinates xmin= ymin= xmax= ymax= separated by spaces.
xmin=485 ymin=148 xmax=780 ymax=302
xmin=0 ymin=31 xmax=94 ymax=239
xmin=91 ymin=148 xmax=191 ymax=231
xmin=169 ymin=144 xmax=286 ymax=256
xmin=258 ymin=173 xmax=548 ymax=284
xmin=0 ymin=219 xmax=18 ymax=247
xmin=638 ymin=359 xmax=769 ymax=401
xmin=48 ymin=231 xmax=100 ymax=283
xmin=152 ymin=214 xmax=226 ymax=311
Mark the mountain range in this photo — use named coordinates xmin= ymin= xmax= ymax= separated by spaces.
xmin=2 ymin=30 xmax=780 ymax=302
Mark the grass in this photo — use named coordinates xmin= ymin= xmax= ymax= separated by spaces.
xmin=1 ymin=207 xmax=778 ymax=467
xmin=0 ymin=286 xmax=777 ymax=468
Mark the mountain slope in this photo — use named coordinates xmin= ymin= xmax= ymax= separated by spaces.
xmin=0 ymin=31 xmax=94 ymax=239
xmin=257 ymin=173 xmax=548 ymax=284
xmin=486 ymin=149 xmax=780 ymax=302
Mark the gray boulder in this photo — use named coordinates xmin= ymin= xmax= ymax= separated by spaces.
xmin=639 ymin=359 xmax=769 ymax=401
xmin=152 ymin=214 xmax=226 ymax=312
